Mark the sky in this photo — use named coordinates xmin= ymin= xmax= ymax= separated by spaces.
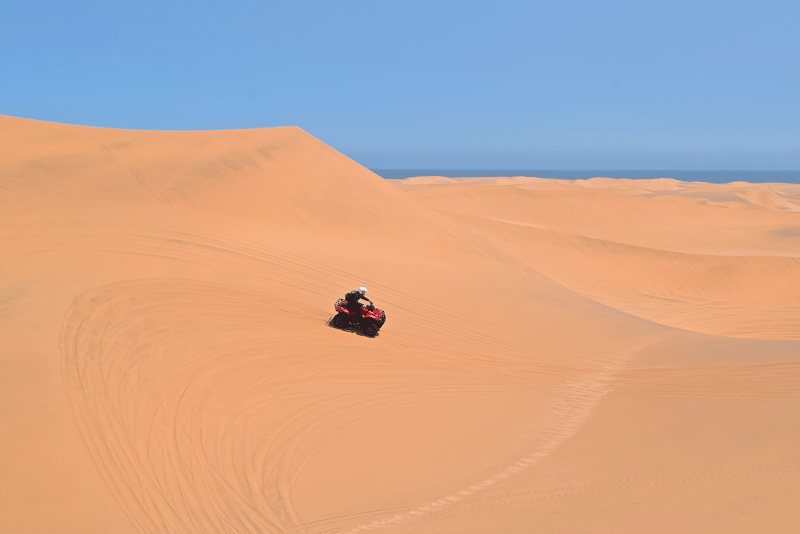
xmin=2 ymin=0 xmax=799 ymax=170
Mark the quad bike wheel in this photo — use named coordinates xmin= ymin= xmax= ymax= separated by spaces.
xmin=361 ymin=321 xmax=379 ymax=338
xmin=331 ymin=313 xmax=349 ymax=329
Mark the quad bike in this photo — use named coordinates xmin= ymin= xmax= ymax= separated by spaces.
xmin=331 ymin=298 xmax=386 ymax=337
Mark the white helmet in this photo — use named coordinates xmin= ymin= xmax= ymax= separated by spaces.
xmin=358 ymin=286 xmax=367 ymax=294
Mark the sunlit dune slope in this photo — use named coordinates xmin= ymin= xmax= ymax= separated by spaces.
xmin=2 ymin=118 xmax=800 ymax=534
xmin=1 ymin=115 xmax=442 ymax=241
xmin=398 ymin=177 xmax=800 ymax=339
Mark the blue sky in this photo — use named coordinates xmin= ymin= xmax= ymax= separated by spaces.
xmin=2 ymin=0 xmax=799 ymax=169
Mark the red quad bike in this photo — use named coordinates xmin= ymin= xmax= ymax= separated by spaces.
xmin=331 ymin=298 xmax=386 ymax=337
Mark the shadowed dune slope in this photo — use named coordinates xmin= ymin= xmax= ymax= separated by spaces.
xmin=2 ymin=118 xmax=800 ymax=534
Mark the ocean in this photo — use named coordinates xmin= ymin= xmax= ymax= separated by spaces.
xmin=371 ymin=170 xmax=800 ymax=184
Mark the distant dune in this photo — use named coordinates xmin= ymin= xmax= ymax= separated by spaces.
xmin=2 ymin=116 xmax=799 ymax=533
xmin=398 ymin=176 xmax=800 ymax=339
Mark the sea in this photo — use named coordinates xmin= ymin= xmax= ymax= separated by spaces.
xmin=371 ymin=170 xmax=800 ymax=184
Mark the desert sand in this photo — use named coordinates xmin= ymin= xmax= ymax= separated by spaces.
xmin=2 ymin=115 xmax=799 ymax=533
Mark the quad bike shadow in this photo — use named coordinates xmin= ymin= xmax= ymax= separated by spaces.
xmin=328 ymin=298 xmax=386 ymax=338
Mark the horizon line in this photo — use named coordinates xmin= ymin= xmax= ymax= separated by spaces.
xmin=369 ymin=168 xmax=800 ymax=172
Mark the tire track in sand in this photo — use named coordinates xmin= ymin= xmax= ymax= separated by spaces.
xmin=62 ymin=277 xmax=566 ymax=534
xmin=316 ymin=341 xmax=657 ymax=533
xmin=53 ymin=222 xmax=639 ymax=533
xmin=305 ymin=461 xmax=800 ymax=529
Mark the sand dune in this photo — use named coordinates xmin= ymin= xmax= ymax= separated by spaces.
xmin=2 ymin=116 xmax=800 ymax=533
xmin=398 ymin=178 xmax=800 ymax=339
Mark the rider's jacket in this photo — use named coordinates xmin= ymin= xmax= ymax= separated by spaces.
xmin=345 ymin=290 xmax=371 ymax=304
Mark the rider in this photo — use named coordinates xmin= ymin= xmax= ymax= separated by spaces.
xmin=345 ymin=286 xmax=372 ymax=315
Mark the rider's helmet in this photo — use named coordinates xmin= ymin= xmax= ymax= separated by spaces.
xmin=358 ymin=286 xmax=367 ymax=295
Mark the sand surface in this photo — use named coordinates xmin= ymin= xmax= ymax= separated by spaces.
xmin=2 ymin=116 xmax=799 ymax=533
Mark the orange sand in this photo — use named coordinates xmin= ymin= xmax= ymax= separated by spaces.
xmin=2 ymin=115 xmax=799 ymax=533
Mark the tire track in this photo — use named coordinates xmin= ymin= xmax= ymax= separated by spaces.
xmin=338 ymin=467 xmax=800 ymax=524
xmin=50 ymin=219 xmax=666 ymax=534
xmin=61 ymin=275 xmax=566 ymax=534
xmin=305 ymin=461 xmax=800 ymax=529
xmin=315 ymin=342 xmax=656 ymax=533
xmin=18 ymin=220 xmax=574 ymax=366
